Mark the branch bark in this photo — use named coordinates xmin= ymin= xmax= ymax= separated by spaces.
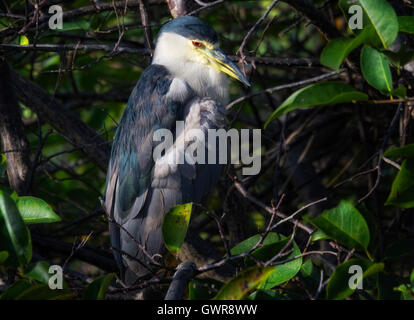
xmin=7 ymin=66 xmax=110 ymax=172
xmin=0 ymin=62 xmax=31 ymax=195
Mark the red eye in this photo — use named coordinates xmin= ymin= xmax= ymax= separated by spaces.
xmin=192 ymin=41 xmax=202 ymax=47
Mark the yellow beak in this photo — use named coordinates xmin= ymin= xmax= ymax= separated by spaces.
xmin=202 ymin=48 xmax=251 ymax=86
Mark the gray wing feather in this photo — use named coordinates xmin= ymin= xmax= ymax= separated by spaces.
xmin=105 ymin=65 xmax=226 ymax=284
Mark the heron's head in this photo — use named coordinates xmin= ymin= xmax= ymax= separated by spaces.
xmin=152 ymin=16 xmax=250 ymax=87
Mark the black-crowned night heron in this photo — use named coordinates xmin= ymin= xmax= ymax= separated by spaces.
xmin=104 ymin=16 xmax=250 ymax=285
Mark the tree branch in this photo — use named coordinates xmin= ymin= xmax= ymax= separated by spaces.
xmin=0 ymin=62 xmax=31 ymax=195
xmin=7 ymin=66 xmax=110 ymax=172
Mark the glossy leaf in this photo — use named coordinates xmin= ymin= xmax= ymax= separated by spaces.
xmin=311 ymin=229 xmax=329 ymax=242
xmin=327 ymin=258 xmax=383 ymax=300
xmin=0 ymin=190 xmax=32 ymax=267
xmin=16 ymin=196 xmax=61 ymax=224
xmin=339 ymin=0 xmax=398 ymax=48
xmin=230 ymin=232 xmax=281 ymax=255
xmin=83 ymin=273 xmax=115 ymax=300
xmin=310 ymin=200 xmax=370 ymax=251
xmin=385 ymin=159 xmax=414 ymax=208
xmin=361 ymin=45 xmax=393 ymax=93
xmin=24 ymin=261 xmax=52 ymax=284
xmin=320 ymin=27 xmax=372 ymax=70
xmin=244 ymin=236 xmax=302 ymax=290
xmin=213 ymin=266 xmax=274 ymax=300
xmin=162 ymin=203 xmax=193 ymax=255
xmin=264 ymin=82 xmax=368 ymax=127
xmin=24 ymin=261 xmax=67 ymax=288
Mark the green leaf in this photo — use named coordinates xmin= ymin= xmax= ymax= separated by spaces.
xmin=320 ymin=27 xmax=372 ymax=70
xmin=188 ymin=278 xmax=223 ymax=300
xmin=339 ymin=0 xmax=399 ymax=48
xmin=361 ymin=45 xmax=393 ymax=93
xmin=311 ymin=229 xmax=329 ymax=242
xmin=0 ymin=190 xmax=32 ymax=267
xmin=244 ymin=236 xmax=302 ymax=290
xmin=391 ymin=87 xmax=407 ymax=98
xmin=264 ymin=82 xmax=368 ymax=127
xmin=83 ymin=273 xmax=115 ymax=300
xmin=310 ymin=200 xmax=370 ymax=251
xmin=320 ymin=38 xmax=358 ymax=71
xmin=384 ymin=144 xmax=414 ymax=159
xmin=0 ymin=251 xmax=9 ymax=264
xmin=19 ymin=35 xmax=29 ymax=46
xmin=13 ymin=284 xmax=74 ymax=300
xmin=162 ymin=203 xmax=193 ymax=255
xmin=326 ymin=258 xmax=383 ymax=300
xmin=24 ymin=261 xmax=51 ymax=284
xmin=395 ymin=283 xmax=414 ymax=300
xmin=24 ymin=261 xmax=67 ymax=288
xmin=213 ymin=266 xmax=274 ymax=300
xmin=398 ymin=16 xmax=414 ymax=34
xmin=16 ymin=196 xmax=61 ymax=224
xmin=230 ymin=232 xmax=281 ymax=255
xmin=385 ymin=159 xmax=414 ymax=208
xmin=0 ymin=280 xmax=32 ymax=300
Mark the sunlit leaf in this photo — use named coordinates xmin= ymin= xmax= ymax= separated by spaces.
xmin=361 ymin=45 xmax=393 ymax=93
xmin=213 ymin=266 xmax=274 ymax=300
xmin=19 ymin=35 xmax=29 ymax=46
xmin=230 ymin=232 xmax=281 ymax=255
xmin=16 ymin=196 xmax=61 ymax=224
xmin=162 ymin=203 xmax=193 ymax=255
xmin=264 ymin=82 xmax=368 ymax=127
xmin=242 ymin=235 xmax=303 ymax=289
xmin=339 ymin=0 xmax=399 ymax=48
xmin=320 ymin=27 xmax=373 ymax=70
xmin=310 ymin=200 xmax=370 ymax=251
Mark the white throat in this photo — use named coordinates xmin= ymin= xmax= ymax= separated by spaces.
xmin=152 ymin=32 xmax=229 ymax=105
